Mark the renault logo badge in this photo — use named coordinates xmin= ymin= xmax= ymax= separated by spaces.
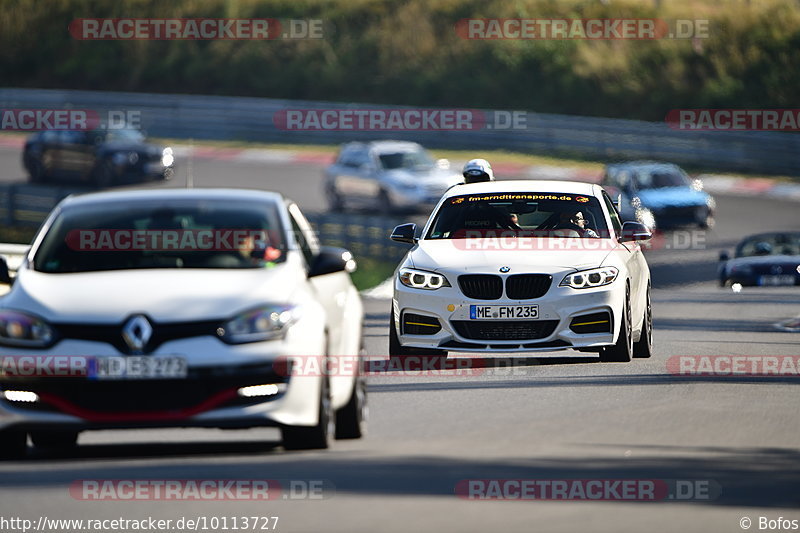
xmin=122 ymin=315 xmax=153 ymax=353
xmin=499 ymin=266 xmax=510 ymax=273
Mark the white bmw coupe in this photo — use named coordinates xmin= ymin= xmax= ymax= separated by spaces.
xmin=389 ymin=180 xmax=653 ymax=363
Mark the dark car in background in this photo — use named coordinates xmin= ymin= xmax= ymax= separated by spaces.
xmin=602 ymin=161 xmax=715 ymax=230
xmin=22 ymin=127 xmax=174 ymax=187
xmin=323 ymin=140 xmax=461 ymax=213
xmin=719 ymin=231 xmax=800 ymax=288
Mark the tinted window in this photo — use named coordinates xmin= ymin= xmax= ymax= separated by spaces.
xmin=34 ymin=199 xmax=286 ymax=272
xmin=426 ymin=192 xmax=609 ymax=239
xmin=378 ymin=148 xmax=433 ymax=170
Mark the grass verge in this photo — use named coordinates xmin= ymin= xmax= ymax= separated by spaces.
xmin=350 ymin=257 xmax=396 ymax=291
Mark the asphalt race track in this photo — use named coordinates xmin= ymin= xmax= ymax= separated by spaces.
xmin=0 ymin=146 xmax=798 ymax=533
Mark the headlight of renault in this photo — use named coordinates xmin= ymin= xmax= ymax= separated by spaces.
xmin=218 ymin=305 xmax=300 ymax=344
xmin=399 ymin=268 xmax=451 ymax=290
xmin=0 ymin=310 xmax=56 ymax=348
xmin=559 ymin=267 xmax=619 ymax=289
xmin=161 ymin=147 xmax=174 ymax=167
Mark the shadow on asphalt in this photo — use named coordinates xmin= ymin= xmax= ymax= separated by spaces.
xmin=1 ymin=444 xmax=798 ymax=509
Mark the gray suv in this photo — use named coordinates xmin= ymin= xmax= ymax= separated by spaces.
xmin=323 ymin=141 xmax=461 ymax=213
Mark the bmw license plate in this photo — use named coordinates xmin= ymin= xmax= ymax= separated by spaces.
xmin=470 ymin=305 xmax=538 ymax=320
xmin=758 ymin=275 xmax=795 ymax=286
xmin=88 ymin=356 xmax=188 ymax=380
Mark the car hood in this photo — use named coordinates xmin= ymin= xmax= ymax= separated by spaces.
xmin=100 ymin=141 xmax=163 ymax=156
xmin=636 ymin=187 xmax=709 ymax=210
xmin=409 ymin=239 xmax=615 ymax=273
xmin=383 ymin=168 xmax=461 ymax=187
xmin=3 ymin=265 xmax=299 ymax=323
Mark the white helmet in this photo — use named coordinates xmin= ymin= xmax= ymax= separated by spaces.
xmin=462 ymin=159 xmax=494 ymax=183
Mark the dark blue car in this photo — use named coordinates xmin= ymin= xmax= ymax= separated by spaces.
xmin=719 ymin=232 xmax=800 ymax=288
xmin=601 ymin=161 xmax=715 ymax=230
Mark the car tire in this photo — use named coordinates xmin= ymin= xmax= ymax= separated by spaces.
xmin=600 ymin=283 xmax=633 ymax=363
xmin=0 ymin=429 xmax=27 ymax=459
xmin=26 ymin=156 xmax=47 ymax=183
xmin=699 ymin=213 xmax=715 ymax=229
xmin=281 ymin=377 xmax=334 ymax=450
xmin=633 ymin=284 xmax=653 ymax=359
xmin=326 ymin=184 xmax=345 ymax=212
xmin=92 ymin=161 xmax=115 ymax=188
xmin=379 ymin=190 xmax=395 ymax=214
xmin=335 ymin=375 xmax=367 ymax=440
xmin=30 ymin=430 xmax=79 ymax=450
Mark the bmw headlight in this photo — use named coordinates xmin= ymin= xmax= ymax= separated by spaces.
xmin=559 ymin=267 xmax=619 ymax=289
xmin=0 ymin=310 xmax=56 ymax=348
xmin=399 ymin=268 xmax=451 ymax=290
xmin=161 ymin=147 xmax=174 ymax=167
xmin=218 ymin=305 xmax=300 ymax=344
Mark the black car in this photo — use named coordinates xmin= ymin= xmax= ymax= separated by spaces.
xmin=22 ymin=127 xmax=174 ymax=187
xmin=601 ymin=161 xmax=715 ymax=230
xmin=719 ymin=232 xmax=800 ymax=287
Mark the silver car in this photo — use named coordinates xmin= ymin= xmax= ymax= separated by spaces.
xmin=324 ymin=141 xmax=462 ymax=213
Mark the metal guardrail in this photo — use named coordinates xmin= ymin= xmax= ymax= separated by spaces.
xmin=2 ymin=88 xmax=799 ymax=175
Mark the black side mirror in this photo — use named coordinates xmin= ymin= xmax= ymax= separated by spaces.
xmin=619 ymin=221 xmax=652 ymax=243
xmin=0 ymin=257 xmax=11 ymax=285
xmin=309 ymin=246 xmax=356 ymax=277
xmin=390 ymin=223 xmax=417 ymax=244
xmin=719 ymin=251 xmax=730 ymax=262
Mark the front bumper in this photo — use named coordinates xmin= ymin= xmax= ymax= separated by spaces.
xmin=393 ymin=277 xmax=624 ymax=353
xmin=0 ymin=331 xmax=325 ymax=432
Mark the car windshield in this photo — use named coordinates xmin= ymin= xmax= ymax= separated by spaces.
xmin=736 ymin=233 xmax=800 ymax=258
xmin=633 ymin=168 xmax=690 ymax=189
xmin=103 ymin=127 xmax=146 ymax=143
xmin=33 ymin=199 xmax=287 ymax=273
xmin=378 ymin=149 xmax=434 ymax=170
xmin=425 ymin=193 xmax=609 ymax=239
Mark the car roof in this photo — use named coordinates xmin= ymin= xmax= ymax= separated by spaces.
xmin=344 ymin=140 xmax=423 ymax=152
xmin=606 ymin=161 xmax=680 ymax=170
xmin=58 ymin=188 xmax=286 ymax=210
xmin=443 ymin=179 xmax=601 ymax=198
xmin=738 ymin=231 xmax=800 ymax=244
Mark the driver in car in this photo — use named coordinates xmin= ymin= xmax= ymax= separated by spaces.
xmin=556 ymin=210 xmax=599 ymax=238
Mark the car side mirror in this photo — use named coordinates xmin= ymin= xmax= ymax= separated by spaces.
xmin=719 ymin=251 xmax=730 ymax=262
xmin=308 ymin=246 xmax=356 ymax=277
xmin=390 ymin=223 xmax=417 ymax=244
xmin=0 ymin=257 xmax=11 ymax=285
xmin=619 ymin=221 xmax=652 ymax=243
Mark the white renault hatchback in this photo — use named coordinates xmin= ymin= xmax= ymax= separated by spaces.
xmin=0 ymin=189 xmax=365 ymax=458
xmin=389 ymin=180 xmax=653 ymax=363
